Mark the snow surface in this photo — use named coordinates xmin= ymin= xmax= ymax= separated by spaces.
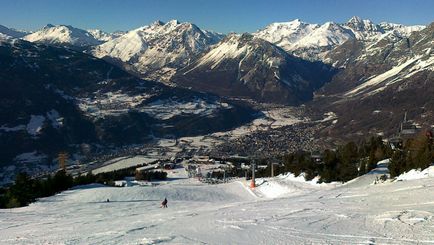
xmin=345 ymin=56 xmax=421 ymax=97
xmin=92 ymin=156 xmax=158 ymax=174
xmin=254 ymin=19 xmax=320 ymax=52
xmin=184 ymin=34 xmax=248 ymax=72
xmin=143 ymin=98 xmax=226 ymax=120
xmin=345 ymin=53 xmax=434 ymax=97
xmin=76 ymin=90 xmax=227 ymax=121
xmin=24 ymin=25 xmax=101 ymax=47
xmin=87 ymin=29 xmax=123 ymax=42
xmin=3 ymin=162 xmax=434 ymax=244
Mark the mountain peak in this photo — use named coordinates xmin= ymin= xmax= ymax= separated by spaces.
xmin=166 ymin=19 xmax=180 ymax=26
xmin=151 ymin=20 xmax=165 ymax=26
xmin=44 ymin=24 xmax=55 ymax=29
xmin=348 ymin=16 xmax=363 ymax=24
xmin=284 ymin=19 xmax=307 ymax=27
xmin=24 ymin=24 xmax=101 ymax=47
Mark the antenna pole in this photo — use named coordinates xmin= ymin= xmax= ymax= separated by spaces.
xmin=250 ymin=159 xmax=256 ymax=188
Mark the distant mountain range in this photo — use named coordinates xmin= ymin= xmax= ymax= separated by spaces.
xmin=0 ymin=17 xmax=427 ymax=105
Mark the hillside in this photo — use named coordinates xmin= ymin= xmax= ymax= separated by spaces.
xmin=173 ymin=33 xmax=335 ymax=105
xmin=0 ymin=38 xmax=256 ymax=184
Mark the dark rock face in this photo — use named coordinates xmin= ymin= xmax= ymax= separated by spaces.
xmin=173 ymin=34 xmax=336 ymax=105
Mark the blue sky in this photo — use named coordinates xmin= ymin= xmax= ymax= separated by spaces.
xmin=1 ymin=0 xmax=433 ymax=33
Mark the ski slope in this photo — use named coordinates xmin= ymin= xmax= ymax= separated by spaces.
xmin=2 ymin=164 xmax=434 ymax=244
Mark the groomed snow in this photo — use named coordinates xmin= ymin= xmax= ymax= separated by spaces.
xmin=396 ymin=165 xmax=434 ymax=181
xmin=3 ymin=162 xmax=434 ymax=244
xmin=92 ymin=156 xmax=158 ymax=174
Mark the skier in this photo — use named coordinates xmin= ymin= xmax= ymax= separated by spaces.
xmin=106 ymin=198 xmax=110 ymax=203
xmin=161 ymin=198 xmax=168 ymax=208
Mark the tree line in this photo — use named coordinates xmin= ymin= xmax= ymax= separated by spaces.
xmin=280 ymin=136 xmax=391 ymax=182
xmin=389 ymin=133 xmax=434 ymax=177
xmin=281 ymin=133 xmax=433 ymax=182
xmin=226 ymin=133 xmax=432 ymax=183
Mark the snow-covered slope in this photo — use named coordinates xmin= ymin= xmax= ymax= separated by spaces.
xmin=92 ymin=20 xmax=223 ymax=81
xmin=295 ymin=22 xmax=354 ymax=49
xmin=3 ymin=162 xmax=434 ymax=244
xmin=254 ymin=19 xmax=319 ymax=51
xmin=87 ymin=29 xmax=124 ymax=42
xmin=24 ymin=24 xmax=102 ymax=47
xmin=379 ymin=22 xmax=425 ymax=37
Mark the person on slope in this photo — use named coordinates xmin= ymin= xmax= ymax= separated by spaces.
xmin=161 ymin=198 xmax=168 ymax=208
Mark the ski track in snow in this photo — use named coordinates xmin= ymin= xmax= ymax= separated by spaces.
xmin=2 ymin=165 xmax=434 ymax=244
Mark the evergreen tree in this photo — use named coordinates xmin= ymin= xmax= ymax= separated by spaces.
xmin=320 ymin=149 xmax=338 ymax=183
xmin=358 ymin=158 xmax=367 ymax=176
xmin=389 ymin=150 xmax=406 ymax=178
xmin=9 ymin=172 xmax=36 ymax=206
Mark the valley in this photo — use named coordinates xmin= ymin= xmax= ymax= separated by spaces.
xmin=1 ymin=2 xmax=434 ymax=243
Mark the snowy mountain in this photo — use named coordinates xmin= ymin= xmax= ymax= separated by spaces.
xmin=24 ymin=24 xmax=102 ymax=47
xmin=87 ymin=29 xmax=124 ymax=42
xmin=379 ymin=22 xmax=425 ymax=37
xmin=343 ymin=16 xmax=384 ymax=40
xmin=254 ymin=19 xmax=355 ymax=60
xmin=254 ymin=16 xmax=424 ymax=60
xmin=0 ymin=24 xmax=29 ymax=38
xmin=254 ymin=19 xmax=319 ymax=51
xmin=289 ymin=22 xmax=355 ymax=59
xmin=173 ymin=33 xmax=335 ymax=104
xmin=92 ymin=20 xmax=223 ymax=82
